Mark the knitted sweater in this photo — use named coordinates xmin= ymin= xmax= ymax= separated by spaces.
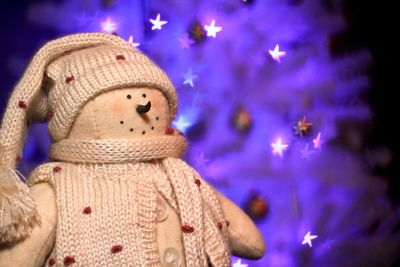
xmin=28 ymin=135 xmax=230 ymax=267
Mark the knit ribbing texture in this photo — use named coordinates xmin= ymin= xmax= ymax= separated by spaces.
xmin=0 ymin=33 xmax=177 ymax=169
xmin=29 ymin=135 xmax=230 ymax=267
xmin=47 ymin=44 xmax=177 ymax=142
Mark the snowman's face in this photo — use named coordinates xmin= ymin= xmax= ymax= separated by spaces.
xmin=67 ymin=87 xmax=170 ymax=139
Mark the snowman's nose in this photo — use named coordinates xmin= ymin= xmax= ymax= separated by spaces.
xmin=136 ymin=101 xmax=152 ymax=114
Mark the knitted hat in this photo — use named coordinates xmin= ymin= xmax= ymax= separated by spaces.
xmin=0 ymin=32 xmax=178 ymax=244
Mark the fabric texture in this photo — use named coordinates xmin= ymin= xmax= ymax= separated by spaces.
xmin=0 ymin=33 xmax=178 ymax=244
xmin=50 ymin=136 xmax=187 ymax=164
xmin=29 ymin=135 xmax=230 ymax=267
xmin=0 ymin=32 xmax=233 ymax=266
xmin=0 ymin=32 xmax=177 ymax=169
xmin=0 ymin=182 xmax=57 ymax=267
xmin=46 ymin=44 xmax=177 ymax=142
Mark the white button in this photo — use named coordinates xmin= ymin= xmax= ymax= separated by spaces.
xmin=156 ymin=196 xmax=169 ymax=222
xmin=163 ymin=247 xmax=181 ymax=267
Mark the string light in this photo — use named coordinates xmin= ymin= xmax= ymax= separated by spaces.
xmin=302 ymin=231 xmax=318 ymax=247
xmin=204 ymin=19 xmax=222 ymax=38
xmin=128 ymin=36 xmax=140 ymax=47
xmin=172 ymin=115 xmax=193 ymax=133
xmin=269 ymin=44 xmax=286 ymax=63
xmin=149 ymin=13 xmax=168 ymax=30
xmin=271 ymin=137 xmax=289 ymax=157
xmin=313 ymin=132 xmax=322 ymax=150
xmin=183 ymin=68 xmax=198 ymax=87
xmin=101 ymin=17 xmax=117 ymax=33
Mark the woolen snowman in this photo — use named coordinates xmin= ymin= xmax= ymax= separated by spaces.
xmin=0 ymin=33 xmax=265 ymax=267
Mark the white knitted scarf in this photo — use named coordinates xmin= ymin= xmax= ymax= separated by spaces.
xmin=48 ymin=135 xmax=230 ymax=267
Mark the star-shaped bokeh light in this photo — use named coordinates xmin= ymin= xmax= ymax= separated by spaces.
xmin=294 ymin=117 xmax=312 ymax=136
xmin=269 ymin=44 xmax=286 ymax=63
xmin=271 ymin=137 xmax=289 ymax=157
xmin=204 ymin=19 xmax=222 ymax=38
xmin=172 ymin=115 xmax=193 ymax=133
xmin=302 ymin=231 xmax=318 ymax=247
xmin=101 ymin=17 xmax=117 ymax=33
xmin=313 ymin=132 xmax=322 ymax=150
xmin=194 ymin=152 xmax=210 ymax=169
xmin=183 ymin=68 xmax=198 ymax=87
xmin=149 ymin=13 xmax=168 ymax=30
xmin=178 ymin=33 xmax=195 ymax=49
xmin=300 ymin=144 xmax=315 ymax=160
xmin=233 ymin=259 xmax=248 ymax=267
xmin=128 ymin=36 xmax=140 ymax=47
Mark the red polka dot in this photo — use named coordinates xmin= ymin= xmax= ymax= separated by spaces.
xmin=165 ymin=127 xmax=174 ymax=135
xmin=65 ymin=75 xmax=75 ymax=84
xmin=83 ymin=206 xmax=92 ymax=214
xmin=181 ymin=224 xmax=194 ymax=233
xmin=63 ymin=256 xmax=75 ymax=266
xmin=18 ymin=100 xmax=27 ymax=109
xmin=111 ymin=244 xmax=123 ymax=254
xmin=217 ymin=222 xmax=223 ymax=230
xmin=226 ymin=220 xmax=230 ymax=227
xmin=194 ymin=179 xmax=201 ymax=187
xmin=116 ymin=55 xmax=126 ymax=61
xmin=53 ymin=166 xmax=62 ymax=173
xmin=47 ymin=111 xmax=54 ymax=119
xmin=48 ymin=258 xmax=56 ymax=266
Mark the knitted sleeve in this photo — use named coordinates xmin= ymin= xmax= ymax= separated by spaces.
xmin=27 ymin=163 xmax=59 ymax=187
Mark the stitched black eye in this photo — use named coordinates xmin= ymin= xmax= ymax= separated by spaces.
xmin=127 ymin=95 xmax=132 ymax=99
xmin=142 ymin=93 xmax=147 ymax=98
xmin=120 ymin=121 xmax=124 ymax=124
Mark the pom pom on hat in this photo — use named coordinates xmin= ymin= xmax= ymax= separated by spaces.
xmin=0 ymin=168 xmax=40 ymax=244
xmin=0 ymin=32 xmax=178 ymax=244
xmin=0 ymin=149 xmax=39 ymax=245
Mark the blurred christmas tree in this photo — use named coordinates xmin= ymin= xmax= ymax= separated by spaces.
xmin=2 ymin=0 xmax=400 ymax=266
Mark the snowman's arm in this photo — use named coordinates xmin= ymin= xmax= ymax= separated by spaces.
xmin=0 ymin=182 xmax=57 ymax=267
xmin=215 ymin=190 xmax=266 ymax=259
